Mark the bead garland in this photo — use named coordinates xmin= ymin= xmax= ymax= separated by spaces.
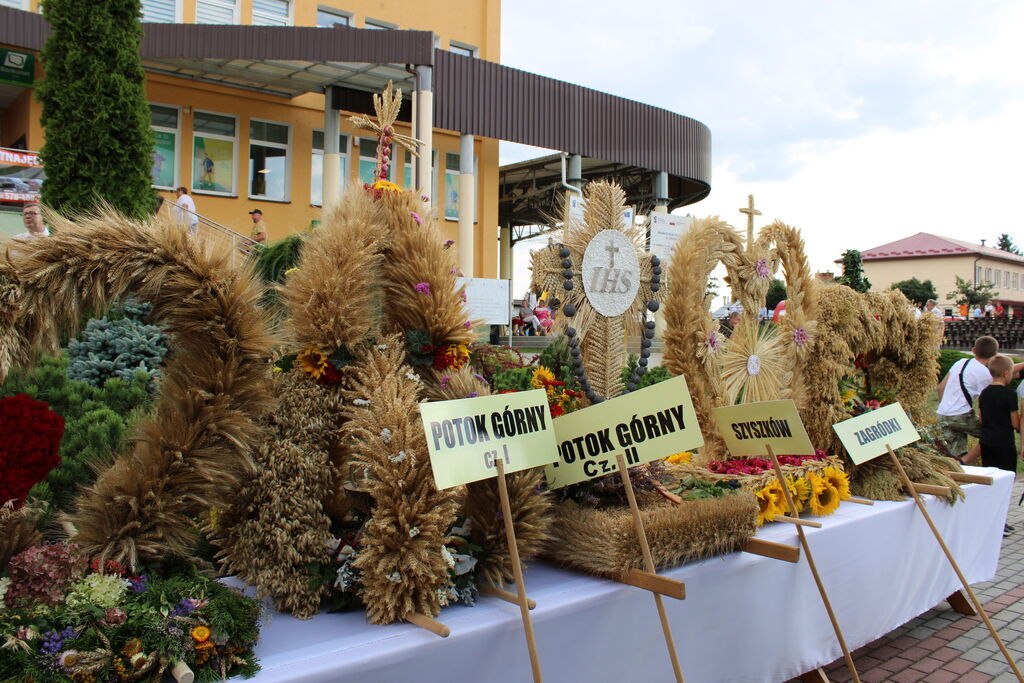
xmin=559 ymin=244 xmax=662 ymax=403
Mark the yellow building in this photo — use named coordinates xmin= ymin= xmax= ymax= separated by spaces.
xmin=0 ymin=0 xmax=711 ymax=279
xmin=859 ymin=232 xmax=1024 ymax=316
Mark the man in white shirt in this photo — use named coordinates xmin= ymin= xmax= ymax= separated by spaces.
xmin=173 ymin=186 xmax=199 ymax=237
xmin=12 ymin=202 xmax=49 ymax=240
xmin=923 ymin=299 xmax=943 ymax=319
xmin=936 ymin=336 xmax=998 ymax=463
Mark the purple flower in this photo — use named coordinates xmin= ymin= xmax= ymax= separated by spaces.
xmin=128 ymin=575 xmax=148 ymax=593
xmin=410 ymin=211 xmax=422 ymax=225
xmin=39 ymin=627 xmax=77 ymax=655
xmin=464 ymin=320 xmax=472 ymax=328
xmin=706 ymin=331 xmax=720 ymax=352
xmin=473 ymin=373 xmax=488 ymax=385
xmin=414 ymin=282 xmax=431 ymax=295
xmin=443 ymin=239 xmax=455 ymax=248
xmin=421 ymin=195 xmax=430 ymax=202
xmin=440 ymin=376 xmax=451 ymax=389
xmin=793 ymin=327 xmax=809 ymax=346
xmin=170 ymin=597 xmax=199 ymax=618
xmin=467 ymin=392 xmax=478 ymax=398
xmin=755 ymin=258 xmax=770 ymax=279
xmin=460 ymin=291 xmax=467 ymax=302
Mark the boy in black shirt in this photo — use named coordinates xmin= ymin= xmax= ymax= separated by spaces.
xmin=978 ymin=354 xmax=1019 ymax=474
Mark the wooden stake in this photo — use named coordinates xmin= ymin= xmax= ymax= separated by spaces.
xmin=170 ymin=661 xmax=194 ymax=683
xmin=495 ymin=457 xmax=543 ymax=683
xmin=766 ymin=446 xmax=860 ymax=683
xmin=945 ymin=471 xmax=994 ymax=486
xmin=404 ymin=612 xmax=450 ymax=637
xmin=912 ymin=483 xmax=952 ymax=497
xmin=774 ymin=514 xmax=823 ymax=528
xmin=617 ymin=569 xmax=686 ymax=599
xmin=886 ymin=445 xmax=1024 ymax=681
xmin=480 ymin=583 xmax=537 ymax=610
xmin=742 ymin=537 xmax=800 ymax=563
xmin=844 ymin=496 xmax=874 ymax=505
xmin=616 ymin=453 xmax=685 ymax=683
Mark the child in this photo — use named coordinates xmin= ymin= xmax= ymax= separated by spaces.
xmin=978 ymin=354 xmax=1019 ymax=474
xmin=936 ymin=336 xmax=999 ymax=463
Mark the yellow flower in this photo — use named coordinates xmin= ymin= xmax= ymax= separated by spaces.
xmin=791 ymin=477 xmax=811 ymax=512
xmin=664 ymin=451 xmax=692 ymax=464
xmin=530 ymin=366 xmax=556 ymax=390
xmin=821 ymin=465 xmax=851 ymax=500
xmin=754 ymin=485 xmax=783 ymax=526
xmin=371 ymin=179 xmax=402 ymax=193
xmin=191 ymin=626 xmax=211 ymax=643
xmin=807 ymin=473 xmax=841 ymax=517
xmin=296 ymin=346 xmax=329 ymax=379
xmin=765 ymin=478 xmax=792 ymax=515
xmin=284 ymin=267 xmax=300 ymax=276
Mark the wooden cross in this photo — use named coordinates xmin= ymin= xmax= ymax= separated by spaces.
xmin=738 ymin=194 xmax=761 ymax=247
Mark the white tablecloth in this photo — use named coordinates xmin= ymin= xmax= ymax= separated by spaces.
xmin=242 ymin=467 xmax=1013 ymax=683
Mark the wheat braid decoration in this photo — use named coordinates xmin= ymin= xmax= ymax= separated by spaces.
xmin=342 ymin=336 xmax=460 ymax=624
xmin=1 ymin=207 xmax=277 ymax=569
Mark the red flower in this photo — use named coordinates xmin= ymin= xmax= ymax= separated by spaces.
xmin=90 ymin=558 xmax=126 ymax=576
xmin=317 ymin=363 xmax=343 ymax=385
xmin=549 ymin=404 xmax=565 ymax=417
xmin=0 ymin=394 xmax=64 ymax=506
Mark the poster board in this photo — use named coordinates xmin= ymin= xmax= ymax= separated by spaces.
xmin=711 ymin=399 xmax=816 ymax=457
xmin=832 ymin=403 xmax=920 ymax=465
xmin=649 ymin=213 xmax=692 ymax=270
xmin=456 ymin=277 xmax=511 ymax=325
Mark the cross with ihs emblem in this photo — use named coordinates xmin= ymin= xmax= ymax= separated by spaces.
xmin=531 ymin=181 xmax=666 ymax=404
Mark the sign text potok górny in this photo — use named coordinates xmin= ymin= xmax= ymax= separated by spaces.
xmin=419 ymin=389 xmax=558 ymax=490
xmin=545 ymin=375 xmax=703 ymax=489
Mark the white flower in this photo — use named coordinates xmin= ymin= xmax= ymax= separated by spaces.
xmin=325 ymin=537 xmax=341 ymax=553
xmin=336 ymin=544 xmax=356 ymax=562
xmin=376 ymin=344 xmax=389 ymax=351
xmin=408 ymin=527 xmax=421 ymax=538
xmin=436 ymin=587 xmax=450 ymax=607
xmin=448 ymin=519 xmax=472 ymax=538
xmin=353 ymin=398 xmax=371 ymax=407
xmin=405 ymin=371 xmax=422 ymax=383
xmin=380 ymin=428 xmax=393 ymax=443
xmin=0 ymin=577 xmax=10 ymax=606
xmin=452 ymin=553 xmax=477 ymax=576
xmin=389 ymin=450 xmax=409 ymax=463
xmin=440 ymin=545 xmax=456 ymax=569
xmin=385 ymin=571 xmax=403 ymax=583
xmin=64 ymin=574 xmax=129 ymax=609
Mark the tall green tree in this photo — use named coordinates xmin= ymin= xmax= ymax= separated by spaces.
xmin=766 ymin=277 xmax=787 ymax=310
xmin=37 ymin=0 xmax=155 ymax=218
xmin=996 ymin=233 xmax=1022 ymax=255
xmin=947 ymin=275 xmax=997 ymax=308
xmin=890 ymin=277 xmax=937 ymax=307
xmin=835 ymin=249 xmax=872 ymax=293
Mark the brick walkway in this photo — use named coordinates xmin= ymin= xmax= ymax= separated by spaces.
xmin=788 ymin=475 xmax=1024 ymax=682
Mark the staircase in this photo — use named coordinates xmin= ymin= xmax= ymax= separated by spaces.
xmin=158 ymin=201 xmax=258 ymax=267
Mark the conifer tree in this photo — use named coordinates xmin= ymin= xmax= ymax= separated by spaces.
xmin=836 ymin=249 xmax=871 ymax=293
xmin=37 ymin=0 xmax=155 ymax=218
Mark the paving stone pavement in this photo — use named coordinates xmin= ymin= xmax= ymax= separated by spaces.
xmin=786 ymin=475 xmax=1024 ymax=682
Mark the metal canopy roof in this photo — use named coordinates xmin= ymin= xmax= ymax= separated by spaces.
xmin=0 ymin=6 xmax=712 ymax=210
xmin=499 ymin=154 xmax=699 ymax=241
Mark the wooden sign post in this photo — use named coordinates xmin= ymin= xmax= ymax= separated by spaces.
xmin=833 ymin=403 xmax=1023 ymax=681
xmin=420 ymin=388 xmax=559 ymax=682
xmin=713 ymin=400 xmax=861 ymax=683
xmin=546 ymin=374 xmax=706 ymax=683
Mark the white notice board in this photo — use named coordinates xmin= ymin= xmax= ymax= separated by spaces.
xmin=649 ymin=213 xmax=692 ymax=269
xmin=456 ymin=277 xmax=511 ymax=325
xmin=568 ymin=195 xmax=635 ymax=227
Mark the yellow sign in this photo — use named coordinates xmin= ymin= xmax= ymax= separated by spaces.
xmin=419 ymin=389 xmax=558 ymax=490
xmin=711 ymin=399 xmax=815 ymax=457
xmin=544 ymin=375 xmax=704 ymax=489
xmin=832 ymin=403 xmax=920 ymax=465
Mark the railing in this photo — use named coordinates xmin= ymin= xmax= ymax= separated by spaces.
xmin=159 ymin=200 xmax=259 ymax=267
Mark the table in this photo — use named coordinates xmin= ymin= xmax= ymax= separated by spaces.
xmin=240 ymin=467 xmax=1013 ymax=683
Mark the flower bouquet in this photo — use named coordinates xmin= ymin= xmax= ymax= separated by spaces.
xmin=0 ymin=542 xmax=261 ymax=682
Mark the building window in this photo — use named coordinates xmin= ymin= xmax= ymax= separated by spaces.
xmin=0 ymin=0 xmax=28 ymax=9
xmin=359 ymin=137 xmax=392 ymax=184
xmin=252 ymin=0 xmax=289 ymax=25
xmin=1014 ymin=273 xmax=1019 ymax=290
xmin=1005 ymin=271 xmax=1011 ymax=288
xmin=364 ymin=17 xmax=396 ymax=29
xmin=310 ymin=130 xmax=348 ymax=206
xmin=449 ymin=41 xmax=478 ymax=57
xmin=249 ymin=119 xmax=289 ymax=201
xmin=196 ymin=0 xmax=238 ymax=24
xmin=985 ymin=268 xmax=992 ymax=284
xmin=443 ymin=152 xmax=460 ymax=220
xmin=149 ymin=104 xmax=179 ymax=189
xmin=995 ymin=270 xmax=1001 ymax=287
xmin=403 ymin=150 xmax=413 ymax=189
xmin=317 ymin=6 xmax=350 ymax=27
xmin=976 ymin=266 xmax=982 ymax=283
xmin=141 ymin=0 xmax=177 ymax=22
xmin=192 ymin=110 xmax=237 ymax=195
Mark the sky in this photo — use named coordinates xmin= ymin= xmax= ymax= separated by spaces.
xmin=496 ymin=0 xmax=1024 ymax=300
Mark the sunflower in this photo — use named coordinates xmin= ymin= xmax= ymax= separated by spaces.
xmin=791 ymin=477 xmax=811 ymax=512
xmin=765 ymin=478 xmax=793 ymax=516
xmin=191 ymin=626 xmax=211 ymax=643
xmin=530 ymin=366 xmax=556 ymax=390
xmin=296 ymin=346 xmax=329 ymax=380
xmin=754 ymin=484 xmax=784 ymax=526
xmin=807 ymin=473 xmax=841 ymax=517
xmin=663 ymin=451 xmax=692 ymax=465
xmin=821 ymin=465 xmax=851 ymax=500
xmin=370 ymin=179 xmax=402 ymax=193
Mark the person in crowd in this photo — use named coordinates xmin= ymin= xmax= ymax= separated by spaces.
xmin=979 ymin=354 xmax=1020 ymax=535
xmin=923 ymin=299 xmax=943 ymax=319
xmin=519 ymin=302 xmax=540 ymax=335
xmin=936 ymin=336 xmax=999 ymax=464
xmin=249 ymin=208 xmax=268 ymax=244
xmin=720 ymin=310 xmax=741 ymax=338
xmin=174 ymin=187 xmax=198 ymax=237
xmin=985 ymin=302 xmax=996 ymax=318
xmin=534 ymin=300 xmax=554 ymax=335
xmin=13 ymin=202 xmax=49 ymax=240
xmin=972 ymin=305 xmax=983 ymax=319
xmin=995 ymin=301 xmax=1005 ymax=318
